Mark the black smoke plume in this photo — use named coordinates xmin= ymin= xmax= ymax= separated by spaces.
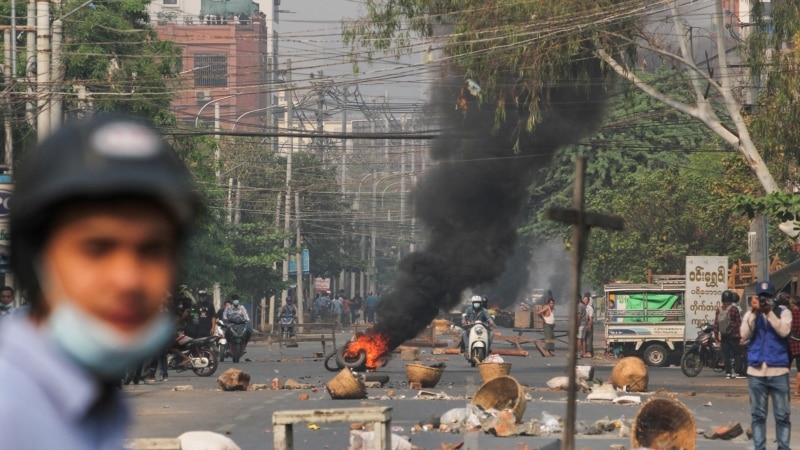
xmin=373 ymin=62 xmax=609 ymax=350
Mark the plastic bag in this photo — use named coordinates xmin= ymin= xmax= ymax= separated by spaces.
xmin=485 ymin=354 xmax=505 ymax=363
xmin=541 ymin=411 xmax=562 ymax=433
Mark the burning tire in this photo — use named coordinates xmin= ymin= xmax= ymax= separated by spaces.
xmin=335 ymin=347 xmax=367 ymax=370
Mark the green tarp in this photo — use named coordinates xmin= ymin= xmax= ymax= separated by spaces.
xmin=623 ymin=293 xmax=679 ymax=323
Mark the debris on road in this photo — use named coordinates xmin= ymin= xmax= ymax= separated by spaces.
xmin=631 ymin=396 xmax=695 ymax=450
xmin=326 ymin=368 xmax=367 ymax=399
xmin=284 ymin=378 xmax=314 ymax=389
xmin=178 ymin=431 xmax=241 ymax=450
xmin=348 ymin=429 xmax=417 ymax=450
xmin=218 ymin=368 xmax=251 ymax=391
xmin=610 ymin=356 xmax=648 ymax=392
xmin=472 ymin=376 xmax=527 ymax=422
xmin=172 ymin=385 xmax=193 ymax=391
xmin=406 ymin=362 xmax=446 ymax=388
xmin=703 ymin=423 xmax=744 ymax=440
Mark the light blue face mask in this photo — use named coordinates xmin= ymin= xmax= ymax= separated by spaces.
xmin=45 ymin=302 xmax=174 ymax=380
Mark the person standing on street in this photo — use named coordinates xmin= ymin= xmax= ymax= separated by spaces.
xmin=583 ymin=294 xmax=594 ymax=358
xmin=577 ymin=294 xmax=588 ymax=358
xmin=364 ymin=291 xmax=378 ymax=324
xmin=0 ymin=286 xmax=15 ymax=323
xmin=538 ymin=297 xmax=556 ymax=356
xmin=715 ymin=290 xmax=744 ymax=379
xmin=330 ymin=294 xmax=343 ymax=327
xmin=790 ymin=295 xmax=800 ymax=397
xmin=0 ymin=116 xmax=200 ymax=448
xmin=186 ymin=289 xmax=216 ymax=339
xmin=740 ymin=281 xmax=793 ymax=450
xmin=350 ymin=293 xmax=363 ymax=324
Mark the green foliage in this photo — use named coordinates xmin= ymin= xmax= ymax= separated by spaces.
xmin=520 ymin=69 xmax=712 ymax=241
xmin=343 ymin=0 xmax=637 ymax=131
xmin=581 ymin=155 xmax=751 ymax=286
xmin=734 ymin=191 xmax=800 ymax=225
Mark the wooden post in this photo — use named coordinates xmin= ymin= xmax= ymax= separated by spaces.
xmin=546 ymin=157 xmax=623 ymax=450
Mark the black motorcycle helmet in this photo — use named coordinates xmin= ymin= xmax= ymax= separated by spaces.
xmin=11 ymin=116 xmax=202 ymax=310
xmin=721 ymin=290 xmax=735 ymax=304
xmin=775 ymin=292 xmax=791 ymax=308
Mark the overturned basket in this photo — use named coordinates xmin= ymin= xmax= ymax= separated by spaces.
xmin=632 ymin=396 xmax=696 ymax=450
xmin=472 ymin=375 xmax=527 ymax=422
xmin=325 ymin=368 xmax=366 ymax=400
xmin=406 ymin=363 xmax=445 ymax=388
xmin=477 ymin=362 xmax=512 ymax=383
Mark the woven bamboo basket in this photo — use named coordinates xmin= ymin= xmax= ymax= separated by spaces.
xmin=610 ymin=356 xmax=649 ymax=392
xmin=325 ymin=368 xmax=366 ymax=399
xmin=406 ymin=363 xmax=445 ymax=388
xmin=477 ymin=362 xmax=512 ymax=383
xmin=632 ymin=396 xmax=696 ymax=450
xmin=472 ymin=375 xmax=527 ymax=422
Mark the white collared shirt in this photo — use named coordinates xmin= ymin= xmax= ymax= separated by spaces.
xmin=0 ymin=319 xmax=129 ymax=449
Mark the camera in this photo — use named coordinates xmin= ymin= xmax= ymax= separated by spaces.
xmin=758 ymin=295 xmax=770 ymax=308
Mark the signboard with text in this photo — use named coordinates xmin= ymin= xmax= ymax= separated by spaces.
xmin=314 ymin=277 xmax=331 ymax=292
xmin=684 ymin=255 xmax=728 ymax=339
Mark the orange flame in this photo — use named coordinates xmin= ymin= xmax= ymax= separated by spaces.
xmin=343 ymin=331 xmax=391 ymax=370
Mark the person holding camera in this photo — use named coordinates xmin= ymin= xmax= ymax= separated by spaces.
xmin=740 ymin=281 xmax=793 ymax=450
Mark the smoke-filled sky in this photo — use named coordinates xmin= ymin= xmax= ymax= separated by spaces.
xmin=372 ymin=63 xmax=610 ymax=350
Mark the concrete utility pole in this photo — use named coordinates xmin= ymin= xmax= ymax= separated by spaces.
xmin=26 ymin=0 xmax=35 ymax=126
xmin=36 ymin=0 xmax=51 ymax=140
xmin=546 ymin=157 xmax=624 ymax=450
xmin=281 ymin=59 xmax=293 ymax=310
xmin=49 ymin=19 xmax=62 ymax=132
xmin=295 ymin=191 xmax=304 ymax=323
xmin=3 ymin=30 xmax=13 ymax=169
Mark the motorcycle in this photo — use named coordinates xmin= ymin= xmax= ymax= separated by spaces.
xmin=279 ymin=314 xmax=296 ymax=339
xmin=226 ymin=317 xmax=248 ymax=363
xmin=680 ymin=323 xmax=724 ymax=377
xmin=168 ymin=334 xmax=220 ymax=377
xmin=463 ymin=318 xmax=491 ymax=367
xmin=214 ymin=319 xmax=230 ymax=362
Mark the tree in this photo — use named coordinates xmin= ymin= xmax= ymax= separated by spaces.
xmin=344 ymin=0 xmax=798 ymax=235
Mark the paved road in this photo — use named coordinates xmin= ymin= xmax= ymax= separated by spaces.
xmin=125 ymin=326 xmax=798 ymax=449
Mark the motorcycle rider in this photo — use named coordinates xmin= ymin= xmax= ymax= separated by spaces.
xmin=461 ymin=295 xmax=495 ymax=354
xmin=0 ymin=116 xmax=201 ymax=448
xmin=186 ymin=289 xmax=216 ymax=339
xmin=278 ymin=297 xmax=298 ymax=337
xmin=223 ymin=296 xmax=252 ymax=354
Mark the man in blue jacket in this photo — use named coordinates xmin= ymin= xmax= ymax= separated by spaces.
xmin=740 ymin=281 xmax=793 ymax=450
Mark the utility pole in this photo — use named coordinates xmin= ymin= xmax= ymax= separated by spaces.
xmin=50 ymin=19 xmax=62 ymax=132
xmin=281 ymin=59 xmax=293 ymax=309
xmin=267 ymin=191 xmax=281 ymax=333
xmin=295 ymin=191 xmax=304 ymax=323
xmin=3 ymin=30 xmax=13 ymax=169
xmin=36 ymin=0 xmax=51 ymax=140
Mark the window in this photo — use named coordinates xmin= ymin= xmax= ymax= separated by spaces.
xmin=193 ymin=53 xmax=228 ymax=88
xmin=163 ymin=0 xmax=177 ymax=5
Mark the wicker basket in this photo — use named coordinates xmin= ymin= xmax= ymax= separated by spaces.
xmin=472 ymin=375 xmax=527 ymax=422
xmin=632 ymin=396 xmax=696 ymax=450
xmin=406 ymin=363 xmax=445 ymax=388
xmin=477 ymin=362 xmax=512 ymax=383
xmin=325 ymin=369 xmax=366 ymax=399
xmin=610 ymin=356 xmax=649 ymax=392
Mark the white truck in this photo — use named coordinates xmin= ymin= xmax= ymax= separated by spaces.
xmin=604 ymin=277 xmax=686 ymax=367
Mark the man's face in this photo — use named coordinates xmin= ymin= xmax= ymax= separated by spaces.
xmin=0 ymin=290 xmax=12 ymax=305
xmin=39 ymin=202 xmax=177 ymax=333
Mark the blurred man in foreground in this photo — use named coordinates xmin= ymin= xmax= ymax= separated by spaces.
xmin=0 ymin=116 xmax=200 ymax=448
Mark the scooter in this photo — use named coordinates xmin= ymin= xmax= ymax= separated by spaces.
xmin=214 ymin=319 xmax=230 ymax=362
xmin=225 ymin=317 xmax=248 ymax=363
xmin=279 ymin=314 xmax=296 ymax=339
xmin=680 ymin=323 xmax=724 ymax=377
xmin=463 ymin=319 xmax=491 ymax=367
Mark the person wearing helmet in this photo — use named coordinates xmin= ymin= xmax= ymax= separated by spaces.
xmin=740 ymin=281 xmax=793 ymax=450
xmin=0 ymin=116 xmax=201 ymax=448
xmin=278 ymin=296 xmax=298 ymax=337
xmin=461 ymin=295 xmax=495 ymax=354
xmin=186 ymin=289 xmax=216 ymax=339
xmin=714 ymin=290 xmax=744 ymax=379
xmin=223 ymin=294 xmax=252 ymax=353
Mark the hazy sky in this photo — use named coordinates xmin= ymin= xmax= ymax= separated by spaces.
xmin=276 ymin=0 xmax=433 ymax=103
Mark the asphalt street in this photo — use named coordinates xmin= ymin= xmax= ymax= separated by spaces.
xmin=124 ymin=325 xmax=800 ymax=449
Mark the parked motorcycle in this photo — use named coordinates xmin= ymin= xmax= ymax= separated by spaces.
xmin=226 ymin=317 xmax=248 ymax=363
xmin=680 ymin=323 xmax=724 ymax=377
xmin=169 ymin=334 xmax=219 ymax=377
xmin=279 ymin=314 xmax=296 ymax=339
xmin=463 ymin=319 xmax=491 ymax=367
xmin=214 ymin=319 xmax=230 ymax=362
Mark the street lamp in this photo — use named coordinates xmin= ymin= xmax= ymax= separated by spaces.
xmin=194 ymin=93 xmax=241 ymax=128
xmin=231 ymin=105 xmax=286 ymax=131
